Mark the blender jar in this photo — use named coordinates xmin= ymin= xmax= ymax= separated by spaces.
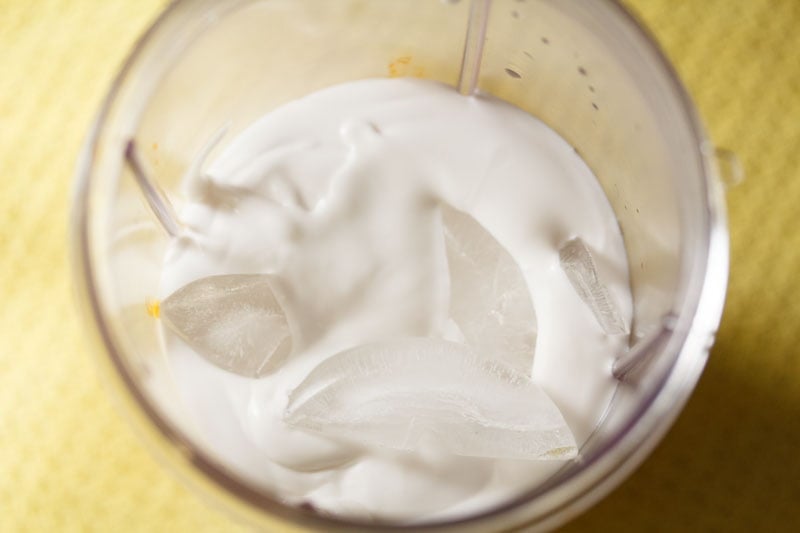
xmin=71 ymin=0 xmax=728 ymax=531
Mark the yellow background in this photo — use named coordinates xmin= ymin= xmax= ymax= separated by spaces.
xmin=1 ymin=0 xmax=798 ymax=531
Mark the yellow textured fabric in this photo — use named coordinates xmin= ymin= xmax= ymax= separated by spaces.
xmin=0 ymin=1 xmax=797 ymax=532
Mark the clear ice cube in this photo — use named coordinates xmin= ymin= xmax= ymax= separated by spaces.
xmin=442 ymin=205 xmax=537 ymax=375
xmin=161 ymin=274 xmax=292 ymax=378
xmin=559 ymin=237 xmax=629 ymax=335
xmin=285 ymin=338 xmax=576 ymax=461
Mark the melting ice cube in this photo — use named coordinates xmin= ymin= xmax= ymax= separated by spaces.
xmin=285 ymin=338 xmax=576 ymax=461
xmin=559 ymin=237 xmax=629 ymax=335
xmin=442 ymin=205 xmax=537 ymax=375
xmin=161 ymin=274 xmax=292 ymax=378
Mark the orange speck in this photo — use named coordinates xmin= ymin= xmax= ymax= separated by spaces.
xmin=152 ymin=142 xmax=159 ymax=151
xmin=388 ymin=55 xmax=414 ymax=78
xmin=413 ymin=66 xmax=425 ymax=78
xmin=146 ymin=299 xmax=161 ymax=318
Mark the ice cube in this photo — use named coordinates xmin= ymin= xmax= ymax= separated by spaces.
xmin=161 ymin=274 xmax=292 ymax=378
xmin=559 ymin=237 xmax=629 ymax=335
xmin=442 ymin=205 xmax=537 ymax=375
xmin=285 ymin=338 xmax=576 ymax=461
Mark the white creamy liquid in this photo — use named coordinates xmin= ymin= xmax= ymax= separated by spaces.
xmin=158 ymin=78 xmax=632 ymax=521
